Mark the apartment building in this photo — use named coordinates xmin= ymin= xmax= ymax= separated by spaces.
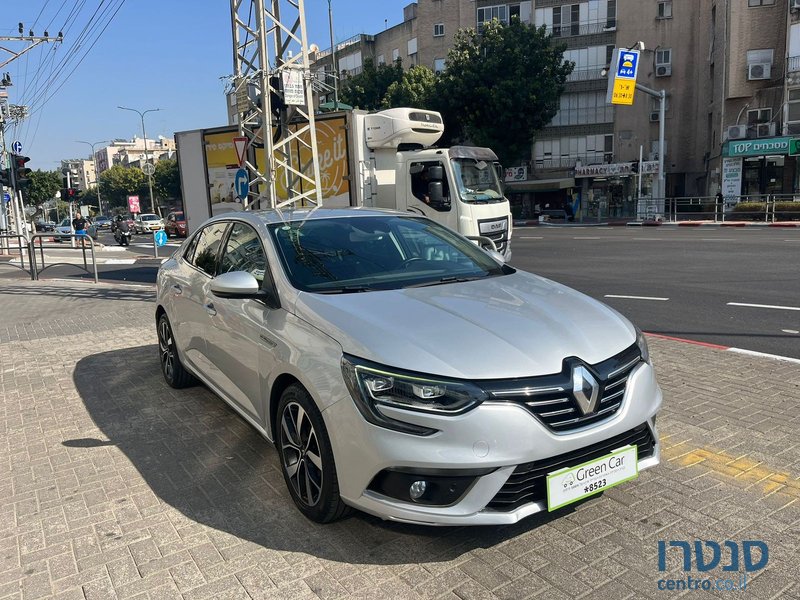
xmin=95 ymin=137 xmax=176 ymax=174
xmin=309 ymin=0 xmax=798 ymax=219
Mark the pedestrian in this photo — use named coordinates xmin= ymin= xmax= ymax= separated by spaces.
xmin=72 ymin=212 xmax=88 ymax=238
xmin=715 ymin=191 xmax=724 ymax=221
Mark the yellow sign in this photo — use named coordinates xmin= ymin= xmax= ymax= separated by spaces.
xmin=204 ymin=132 xmax=240 ymax=168
xmin=611 ymin=79 xmax=635 ymax=106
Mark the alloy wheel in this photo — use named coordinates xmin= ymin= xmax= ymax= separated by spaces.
xmin=280 ymin=402 xmax=324 ymax=507
xmin=158 ymin=318 xmax=175 ymax=381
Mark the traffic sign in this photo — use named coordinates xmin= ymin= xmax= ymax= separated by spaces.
xmin=141 ymin=162 xmax=155 ymax=176
xmin=615 ymin=50 xmax=639 ymax=79
xmin=3 ymin=192 xmax=9 ymax=203
xmin=609 ymin=48 xmax=640 ymax=106
xmin=233 ymin=137 xmax=248 ymax=167
xmin=234 ymin=168 xmax=249 ymax=200
xmin=11 ymin=140 xmax=22 ymax=154
xmin=154 ymin=230 xmax=168 ymax=247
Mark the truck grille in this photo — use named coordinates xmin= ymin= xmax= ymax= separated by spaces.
xmin=483 ymin=343 xmax=641 ymax=433
xmin=486 ymin=423 xmax=656 ymax=512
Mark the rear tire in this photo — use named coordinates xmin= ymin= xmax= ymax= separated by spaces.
xmin=277 ymin=384 xmax=350 ymax=523
xmin=157 ymin=313 xmax=197 ymax=389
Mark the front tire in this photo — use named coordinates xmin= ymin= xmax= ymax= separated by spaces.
xmin=277 ymin=384 xmax=350 ymax=523
xmin=157 ymin=313 xmax=196 ymax=389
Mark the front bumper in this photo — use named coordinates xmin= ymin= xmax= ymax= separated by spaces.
xmin=322 ymin=361 xmax=661 ymax=525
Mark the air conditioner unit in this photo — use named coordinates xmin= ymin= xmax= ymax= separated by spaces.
xmin=650 ymin=112 xmax=660 ymax=122
xmin=756 ymin=122 xmax=776 ymax=138
xmin=655 ymin=64 xmax=672 ymax=77
xmin=726 ymin=125 xmax=748 ymax=140
xmin=748 ymin=62 xmax=771 ymax=81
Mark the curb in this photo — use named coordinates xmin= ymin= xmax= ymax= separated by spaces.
xmin=645 ymin=333 xmax=800 ymax=365
xmin=514 ymin=220 xmax=800 ymax=228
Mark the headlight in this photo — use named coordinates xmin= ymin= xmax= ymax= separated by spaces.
xmin=635 ymin=327 xmax=650 ymax=364
xmin=341 ymin=356 xmax=486 ymax=435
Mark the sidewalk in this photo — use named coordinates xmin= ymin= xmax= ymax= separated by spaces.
xmin=514 ymin=219 xmax=800 ymax=228
xmin=0 ymin=280 xmax=798 ymax=599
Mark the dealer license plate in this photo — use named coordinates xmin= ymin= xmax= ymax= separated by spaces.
xmin=546 ymin=445 xmax=638 ymax=511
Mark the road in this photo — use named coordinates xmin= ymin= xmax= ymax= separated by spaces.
xmin=509 ymin=226 xmax=800 ymax=359
xmin=2 ymin=225 xmax=799 ymax=358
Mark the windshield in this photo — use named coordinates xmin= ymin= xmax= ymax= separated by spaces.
xmin=141 ymin=214 xmax=160 ymax=221
xmin=451 ymin=158 xmax=504 ymax=203
xmin=269 ymin=215 xmax=512 ymax=293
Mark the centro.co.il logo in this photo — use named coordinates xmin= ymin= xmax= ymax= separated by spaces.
xmin=657 ymin=540 xmax=768 ymax=592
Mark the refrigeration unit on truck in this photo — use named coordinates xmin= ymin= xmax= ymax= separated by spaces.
xmin=175 ymin=107 xmax=512 ymax=258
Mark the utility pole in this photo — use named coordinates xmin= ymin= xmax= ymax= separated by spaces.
xmin=635 ymin=82 xmax=667 ymax=212
xmin=230 ymin=0 xmax=323 ymax=210
xmin=0 ymin=27 xmax=63 ymax=69
xmin=327 ymin=0 xmax=339 ymax=110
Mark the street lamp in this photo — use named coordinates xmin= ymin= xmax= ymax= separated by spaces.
xmin=117 ymin=106 xmax=161 ymax=214
xmin=75 ymin=140 xmax=108 ymax=216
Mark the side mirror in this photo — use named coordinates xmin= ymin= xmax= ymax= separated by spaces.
xmin=427 ymin=165 xmax=444 ymax=180
xmin=210 ymin=271 xmax=261 ymax=298
xmin=428 ymin=181 xmax=450 ymax=210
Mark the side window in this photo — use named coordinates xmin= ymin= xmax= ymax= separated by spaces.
xmin=219 ymin=222 xmax=268 ymax=283
xmin=186 ymin=222 xmax=228 ymax=276
xmin=409 ymin=161 xmax=451 ymax=212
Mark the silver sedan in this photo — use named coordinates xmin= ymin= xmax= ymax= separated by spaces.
xmin=155 ymin=208 xmax=661 ymax=525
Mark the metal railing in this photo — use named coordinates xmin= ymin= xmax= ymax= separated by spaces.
xmin=0 ymin=233 xmax=34 ymax=276
xmin=534 ymin=153 xmax=614 ymax=169
xmin=787 ymin=56 xmax=800 ymax=74
xmin=545 ymin=20 xmax=616 ymax=39
xmin=29 ymin=233 xmax=99 ymax=283
xmin=549 ymin=106 xmax=615 ymax=126
xmin=633 ymin=196 xmax=800 ymax=223
xmin=565 ymin=66 xmax=607 ymax=82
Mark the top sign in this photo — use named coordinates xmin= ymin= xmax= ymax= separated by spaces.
xmin=725 ymin=137 xmax=792 ymax=158
xmin=616 ymin=49 xmax=640 ymax=80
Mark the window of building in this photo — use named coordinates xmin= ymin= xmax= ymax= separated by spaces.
xmin=606 ymin=45 xmax=615 ymax=65
xmin=747 ymin=108 xmax=772 ymax=124
xmin=377 ymin=54 xmax=385 ymax=65
xmin=434 ymin=58 xmax=446 ymax=73
xmin=656 ymin=48 xmax=672 ymax=66
xmin=651 ymin=97 xmax=670 ymax=112
xmin=433 ymin=23 xmax=445 ymax=37
xmin=747 ymin=49 xmax=774 ymax=65
xmin=746 ymin=49 xmax=774 ymax=80
xmin=477 ymin=5 xmax=508 ymax=30
xmin=392 ymin=48 xmax=400 ymax=62
xmin=657 ymin=1 xmax=672 ymax=19
xmin=607 ymin=0 xmax=617 ymax=28
xmin=552 ymin=4 xmax=580 ymax=37
xmin=509 ymin=4 xmax=521 ymax=21
xmin=787 ymin=89 xmax=800 ymax=133
xmin=747 ymin=0 xmax=775 ymax=6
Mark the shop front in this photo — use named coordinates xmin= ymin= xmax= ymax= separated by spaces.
xmin=575 ymin=161 xmax=660 ymax=220
xmin=722 ymin=137 xmax=797 ymax=198
xmin=503 ymin=174 xmax=577 ymax=219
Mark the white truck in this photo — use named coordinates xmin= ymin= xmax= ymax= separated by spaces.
xmin=175 ymin=107 xmax=512 ymax=258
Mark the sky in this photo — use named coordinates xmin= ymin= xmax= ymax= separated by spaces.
xmin=5 ymin=0 xmax=409 ymax=170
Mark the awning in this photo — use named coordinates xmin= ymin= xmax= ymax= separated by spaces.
xmin=318 ymin=101 xmax=353 ymax=111
xmin=504 ymin=177 xmax=576 ymax=192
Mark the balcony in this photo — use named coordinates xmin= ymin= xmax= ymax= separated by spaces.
xmin=534 ymin=153 xmax=613 ymax=170
xmin=548 ymin=106 xmax=615 ymax=127
xmin=787 ymin=56 xmax=800 ymax=74
xmin=545 ymin=20 xmax=616 ymax=39
xmin=565 ymin=66 xmax=607 ymax=82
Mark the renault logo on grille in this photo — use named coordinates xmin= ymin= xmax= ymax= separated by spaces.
xmin=572 ymin=365 xmax=600 ymax=415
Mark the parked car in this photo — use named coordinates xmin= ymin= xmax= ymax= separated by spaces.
xmin=94 ymin=216 xmax=113 ymax=229
xmin=35 ymin=220 xmax=56 ymax=232
xmin=133 ymin=213 xmax=164 ymax=234
xmin=155 ymin=209 xmax=661 ymax=525
xmin=164 ymin=211 xmax=187 ymax=238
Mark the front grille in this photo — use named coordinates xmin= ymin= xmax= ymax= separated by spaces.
xmin=485 ymin=231 xmax=508 ymax=253
xmin=486 ymin=423 xmax=656 ymax=512
xmin=484 ymin=343 xmax=641 ymax=433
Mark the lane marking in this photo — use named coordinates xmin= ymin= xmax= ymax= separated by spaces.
xmin=604 ymin=294 xmax=669 ymax=301
xmin=727 ymin=302 xmax=800 ymax=312
xmin=632 ymin=237 xmax=662 ymax=240
xmin=573 ymin=236 xmax=603 ymax=240
xmin=103 ymin=259 xmax=136 ymax=265
xmin=727 ymin=348 xmax=800 ymax=365
xmin=518 ymin=236 xmax=543 ymax=239
xmin=782 ymin=329 xmax=799 ymax=334
xmin=700 ymin=238 xmax=734 ymax=241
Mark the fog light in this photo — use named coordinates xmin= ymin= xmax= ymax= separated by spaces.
xmin=409 ymin=480 xmax=427 ymax=501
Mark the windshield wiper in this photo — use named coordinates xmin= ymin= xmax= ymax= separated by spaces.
xmin=404 ymin=275 xmax=487 ymax=289
xmin=315 ymin=285 xmax=375 ymax=294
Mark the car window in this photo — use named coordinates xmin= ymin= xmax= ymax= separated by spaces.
xmin=269 ymin=216 xmax=509 ymax=293
xmin=185 ymin=222 xmax=229 ymax=276
xmin=219 ymin=222 xmax=267 ymax=283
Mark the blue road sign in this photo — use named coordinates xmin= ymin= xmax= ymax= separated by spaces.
xmin=11 ymin=141 xmax=22 ymax=154
xmin=234 ymin=168 xmax=249 ymax=201
xmin=616 ymin=49 xmax=640 ymax=80
xmin=3 ymin=192 xmax=10 ymax=203
xmin=154 ymin=230 xmax=168 ymax=247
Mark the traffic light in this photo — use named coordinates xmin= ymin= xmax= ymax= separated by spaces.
xmin=0 ymin=166 xmax=11 ymax=187
xmin=66 ymin=187 xmax=76 ymax=200
xmin=13 ymin=154 xmax=31 ymax=188
xmin=631 ymin=160 xmax=640 ymax=174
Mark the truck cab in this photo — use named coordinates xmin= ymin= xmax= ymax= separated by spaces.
xmin=354 ymin=108 xmax=512 ymax=259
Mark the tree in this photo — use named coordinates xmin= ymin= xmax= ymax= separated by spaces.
xmin=339 ymin=58 xmax=404 ymax=110
xmin=153 ymin=159 xmax=181 ymax=202
xmin=436 ymin=19 xmax=573 ymax=164
xmin=382 ymin=65 xmax=437 ymax=109
xmin=21 ymin=169 xmax=61 ymax=206
xmin=98 ymin=164 xmax=147 ymax=209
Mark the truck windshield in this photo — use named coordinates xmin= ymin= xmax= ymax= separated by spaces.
xmin=451 ymin=158 xmax=504 ymax=203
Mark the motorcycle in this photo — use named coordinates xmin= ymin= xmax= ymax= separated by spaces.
xmin=113 ymin=225 xmax=132 ymax=247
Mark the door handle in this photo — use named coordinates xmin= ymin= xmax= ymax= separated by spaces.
xmin=171 ymin=284 xmax=182 ymax=295
xmin=204 ymin=302 xmax=217 ymax=316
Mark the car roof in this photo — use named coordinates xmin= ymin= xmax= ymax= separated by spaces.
xmin=206 ymin=207 xmax=410 ymax=227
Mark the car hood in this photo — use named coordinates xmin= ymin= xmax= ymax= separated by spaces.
xmin=293 ymin=272 xmax=636 ymax=379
